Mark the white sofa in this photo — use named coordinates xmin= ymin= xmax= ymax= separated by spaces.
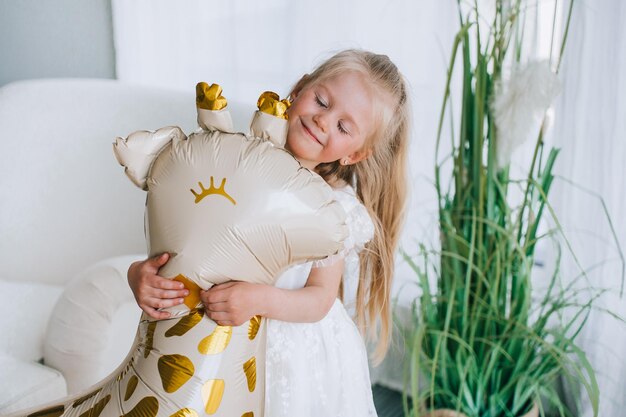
xmin=0 ymin=78 xmax=258 ymax=413
xmin=0 ymin=78 xmax=409 ymax=414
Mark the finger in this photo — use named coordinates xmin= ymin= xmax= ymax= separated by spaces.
xmin=204 ymin=289 xmax=231 ymax=304
xmin=141 ymin=305 xmax=171 ymax=320
xmin=146 ymin=252 xmax=170 ymax=269
xmin=231 ymin=318 xmax=247 ymax=327
xmin=148 ymin=280 xmax=188 ymax=296
xmin=153 ymin=288 xmax=188 ymax=300
xmin=204 ymin=301 xmax=228 ymax=313
xmin=146 ymin=275 xmax=187 ymax=292
xmin=146 ymin=297 xmax=185 ymax=309
xmin=205 ymin=311 xmax=232 ymax=323
xmin=209 ymin=281 xmax=238 ymax=291
xmin=136 ymin=283 xmax=181 ymax=300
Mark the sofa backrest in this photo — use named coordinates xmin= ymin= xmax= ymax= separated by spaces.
xmin=0 ymin=79 xmax=252 ymax=285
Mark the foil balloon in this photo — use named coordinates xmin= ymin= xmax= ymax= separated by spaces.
xmin=12 ymin=83 xmax=347 ymax=417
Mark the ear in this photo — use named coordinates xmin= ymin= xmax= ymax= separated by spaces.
xmin=344 ymin=148 xmax=373 ymax=165
xmin=289 ymin=74 xmax=310 ymax=100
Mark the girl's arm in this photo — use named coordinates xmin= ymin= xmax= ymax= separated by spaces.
xmin=127 ymin=253 xmax=189 ymax=319
xmin=201 ymin=260 xmax=343 ymax=326
xmin=128 ymin=253 xmax=342 ymax=325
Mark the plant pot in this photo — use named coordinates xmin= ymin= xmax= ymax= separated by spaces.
xmin=420 ymin=410 xmax=466 ymax=417
xmin=421 ymin=403 xmax=538 ymax=417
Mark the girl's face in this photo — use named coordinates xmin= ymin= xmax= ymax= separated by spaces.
xmin=285 ymin=72 xmax=374 ymax=170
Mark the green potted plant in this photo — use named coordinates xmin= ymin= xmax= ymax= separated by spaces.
xmin=402 ymin=1 xmax=621 ymax=416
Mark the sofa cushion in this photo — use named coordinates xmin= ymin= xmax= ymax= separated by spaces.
xmin=44 ymin=255 xmax=143 ymax=394
xmin=0 ymin=280 xmax=63 ymax=362
xmin=0 ymin=352 xmax=67 ymax=414
xmin=0 ymin=79 xmax=252 ymax=287
xmin=0 ymin=79 xmax=195 ymax=286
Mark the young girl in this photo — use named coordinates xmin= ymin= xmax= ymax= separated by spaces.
xmin=129 ymin=49 xmax=410 ymax=416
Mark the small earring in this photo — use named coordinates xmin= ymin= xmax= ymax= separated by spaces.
xmin=342 ymin=158 xmax=349 ymax=166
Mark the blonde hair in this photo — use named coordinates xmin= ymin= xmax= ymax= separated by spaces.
xmin=290 ymin=49 xmax=410 ymax=362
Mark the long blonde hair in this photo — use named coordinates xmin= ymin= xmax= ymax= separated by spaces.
xmin=290 ymin=50 xmax=411 ymax=362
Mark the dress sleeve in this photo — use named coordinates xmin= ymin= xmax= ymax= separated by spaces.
xmin=312 ymin=186 xmax=375 ymax=268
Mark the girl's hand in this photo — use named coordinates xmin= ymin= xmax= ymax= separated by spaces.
xmin=127 ymin=253 xmax=189 ymax=319
xmin=201 ymin=282 xmax=265 ymax=326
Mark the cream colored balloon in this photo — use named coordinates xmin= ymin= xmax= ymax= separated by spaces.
xmin=97 ymin=94 xmax=345 ymax=417
xmin=109 ymin=102 xmax=349 ymax=417
xmin=12 ymin=91 xmax=348 ymax=417
xmin=114 ymin=106 xmax=347 ymax=297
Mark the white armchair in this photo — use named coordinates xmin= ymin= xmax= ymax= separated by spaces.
xmin=0 ymin=79 xmax=252 ymax=413
xmin=0 ymin=79 xmax=409 ymax=414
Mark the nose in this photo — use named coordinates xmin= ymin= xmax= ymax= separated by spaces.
xmin=312 ymin=113 xmax=328 ymax=133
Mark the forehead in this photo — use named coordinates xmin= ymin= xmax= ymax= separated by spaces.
xmin=316 ymin=71 xmax=372 ymax=103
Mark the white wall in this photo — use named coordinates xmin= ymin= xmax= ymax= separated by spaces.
xmin=0 ymin=0 xmax=116 ymax=86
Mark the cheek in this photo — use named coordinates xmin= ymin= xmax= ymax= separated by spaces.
xmin=285 ymin=127 xmax=295 ymax=149
xmin=325 ymin=138 xmax=352 ymax=158
xmin=338 ymin=136 xmax=364 ymax=155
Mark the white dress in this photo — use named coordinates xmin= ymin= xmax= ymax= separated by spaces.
xmin=264 ymin=185 xmax=378 ymax=417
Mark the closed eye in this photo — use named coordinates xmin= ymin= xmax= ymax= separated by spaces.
xmin=315 ymin=94 xmax=328 ymax=108
xmin=338 ymin=122 xmax=350 ymax=135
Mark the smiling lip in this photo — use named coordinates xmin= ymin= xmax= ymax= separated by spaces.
xmin=301 ymin=120 xmax=322 ymax=145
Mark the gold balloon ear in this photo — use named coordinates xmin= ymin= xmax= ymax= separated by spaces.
xmin=196 ymin=82 xmax=228 ymax=111
xmin=257 ymin=91 xmax=291 ymax=120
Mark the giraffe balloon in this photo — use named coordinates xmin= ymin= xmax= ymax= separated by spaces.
xmin=11 ymin=83 xmax=347 ymax=417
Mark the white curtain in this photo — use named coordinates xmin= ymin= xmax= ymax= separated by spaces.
xmin=111 ymin=1 xmax=626 ymax=413
xmin=111 ymin=0 xmax=460 ymax=306
xmin=549 ymin=1 xmax=626 ymax=415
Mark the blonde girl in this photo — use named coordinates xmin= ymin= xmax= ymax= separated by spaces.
xmin=129 ymin=49 xmax=410 ymax=416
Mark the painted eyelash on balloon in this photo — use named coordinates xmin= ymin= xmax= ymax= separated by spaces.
xmin=190 ymin=177 xmax=236 ymax=205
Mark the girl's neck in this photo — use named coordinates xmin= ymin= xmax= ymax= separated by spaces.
xmin=325 ymin=177 xmax=349 ymax=190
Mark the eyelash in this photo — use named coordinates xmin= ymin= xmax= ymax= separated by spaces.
xmin=315 ymin=94 xmax=349 ymax=135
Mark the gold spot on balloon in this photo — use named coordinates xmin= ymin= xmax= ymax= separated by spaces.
xmin=123 ymin=396 xmax=159 ymax=417
xmin=169 ymin=408 xmax=199 ymax=417
xmin=158 ymin=354 xmax=195 ymax=393
xmin=143 ymin=320 xmax=157 ymax=358
xmin=124 ymin=375 xmax=139 ymax=401
xmin=173 ymin=275 xmax=202 ymax=310
xmin=241 ymin=413 xmax=254 ymax=417
xmin=27 ymin=405 xmax=65 ymax=417
xmin=248 ymin=315 xmax=262 ymax=340
xmin=201 ymin=379 xmax=225 ymax=415
xmin=78 ymin=394 xmax=110 ymax=417
xmin=243 ymin=356 xmax=257 ymax=392
xmin=72 ymin=388 xmax=102 ymax=407
xmin=198 ymin=325 xmax=232 ymax=355
xmin=165 ymin=308 xmax=204 ymax=337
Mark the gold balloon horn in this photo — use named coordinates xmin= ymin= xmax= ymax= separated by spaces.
xmin=257 ymin=91 xmax=291 ymax=120
xmin=196 ymin=82 xmax=228 ymax=111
